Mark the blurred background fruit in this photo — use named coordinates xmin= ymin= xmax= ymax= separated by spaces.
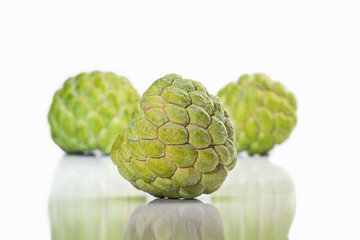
xmin=48 ymin=71 xmax=140 ymax=154
xmin=218 ymin=73 xmax=297 ymax=155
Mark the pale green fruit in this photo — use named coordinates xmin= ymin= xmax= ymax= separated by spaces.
xmin=124 ymin=199 xmax=225 ymax=240
xmin=48 ymin=71 xmax=140 ymax=154
xmin=212 ymin=156 xmax=296 ymax=240
xmin=111 ymin=73 xmax=237 ymax=199
xmin=218 ymin=73 xmax=297 ymax=155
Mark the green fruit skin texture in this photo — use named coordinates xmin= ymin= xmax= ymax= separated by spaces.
xmin=48 ymin=71 xmax=140 ymax=154
xmin=218 ymin=73 xmax=297 ymax=155
xmin=111 ymin=73 xmax=237 ymax=199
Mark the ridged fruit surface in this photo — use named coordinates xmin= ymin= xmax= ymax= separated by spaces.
xmin=218 ymin=73 xmax=297 ymax=155
xmin=111 ymin=73 xmax=237 ymax=199
xmin=48 ymin=71 xmax=140 ymax=154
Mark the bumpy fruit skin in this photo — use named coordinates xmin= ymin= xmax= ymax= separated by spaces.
xmin=218 ymin=74 xmax=297 ymax=155
xmin=111 ymin=73 xmax=237 ymax=199
xmin=48 ymin=71 xmax=140 ymax=154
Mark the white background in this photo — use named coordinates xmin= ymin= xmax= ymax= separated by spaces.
xmin=1 ymin=0 xmax=360 ymax=239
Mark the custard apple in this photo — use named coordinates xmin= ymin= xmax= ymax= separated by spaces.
xmin=111 ymin=73 xmax=237 ymax=199
xmin=218 ymin=73 xmax=297 ymax=155
xmin=48 ymin=71 xmax=140 ymax=154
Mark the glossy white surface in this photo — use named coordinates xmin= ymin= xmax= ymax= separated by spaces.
xmin=49 ymin=156 xmax=295 ymax=240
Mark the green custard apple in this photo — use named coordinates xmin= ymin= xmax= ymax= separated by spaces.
xmin=218 ymin=73 xmax=297 ymax=155
xmin=124 ymin=199 xmax=225 ymax=240
xmin=111 ymin=73 xmax=237 ymax=199
xmin=48 ymin=71 xmax=140 ymax=154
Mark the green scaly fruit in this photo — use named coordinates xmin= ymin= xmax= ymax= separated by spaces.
xmin=111 ymin=73 xmax=237 ymax=199
xmin=124 ymin=199 xmax=225 ymax=240
xmin=48 ymin=71 xmax=140 ymax=154
xmin=218 ymin=73 xmax=297 ymax=155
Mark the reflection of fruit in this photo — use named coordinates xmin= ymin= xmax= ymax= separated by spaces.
xmin=124 ymin=199 xmax=225 ymax=240
xmin=218 ymin=74 xmax=297 ymax=155
xmin=49 ymin=155 xmax=146 ymax=240
xmin=48 ymin=71 xmax=140 ymax=154
xmin=212 ymin=156 xmax=296 ymax=240
xmin=49 ymin=197 xmax=145 ymax=240
xmin=111 ymin=73 xmax=237 ymax=199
